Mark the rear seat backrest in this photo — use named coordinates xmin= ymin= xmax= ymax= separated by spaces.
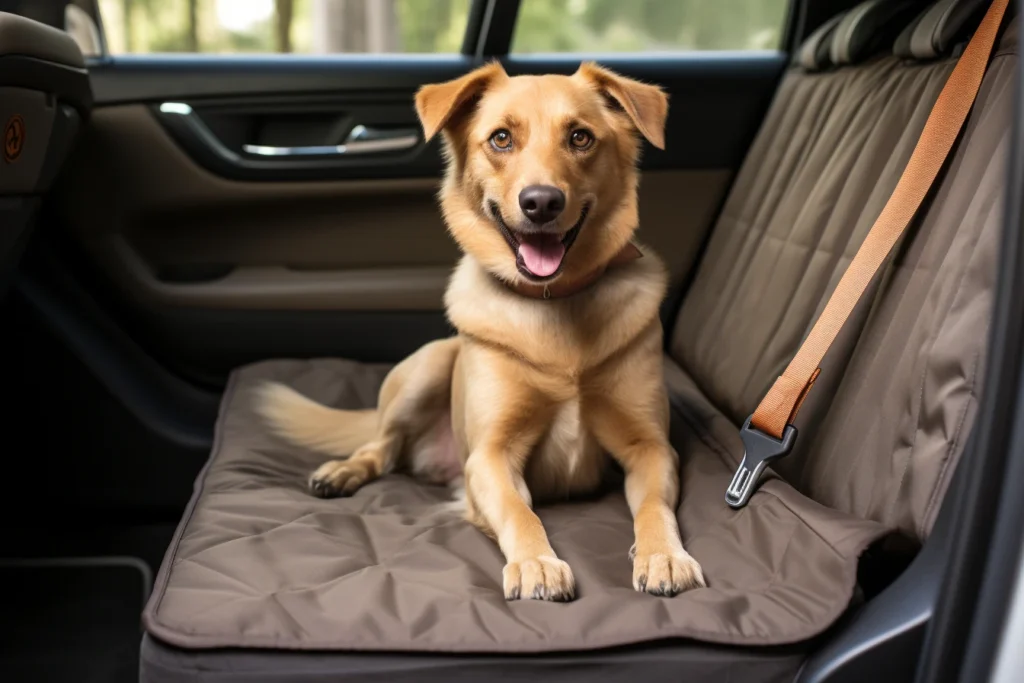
xmin=669 ymin=0 xmax=1014 ymax=539
xmin=789 ymin=15 xmax=1015 ymax=539
xmin=672 ymin=16 xmax=945 ymax=422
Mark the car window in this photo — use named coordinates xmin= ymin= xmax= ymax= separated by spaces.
xmin=511 ymin=0 xmax=789 ymax=53
xmin=96 ymin=0 xmax=472 ymax=55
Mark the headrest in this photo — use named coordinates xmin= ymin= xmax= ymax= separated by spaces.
xmin=797 ymin=12 xmax=848 ymax=70
xmin=894 ymin=0 xmax=989 ymax=59
xmin=830 ymin=0 xmax=928 ymax=65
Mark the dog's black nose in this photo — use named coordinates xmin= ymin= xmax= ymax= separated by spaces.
xmin=519 ymin=185 xmax=566 ymax=224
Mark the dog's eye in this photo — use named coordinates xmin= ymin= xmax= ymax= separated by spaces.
xmin=490 ymin=129 xmax=513 ymax=151
xmin=569 ymin=129 xmax=594 ymax=150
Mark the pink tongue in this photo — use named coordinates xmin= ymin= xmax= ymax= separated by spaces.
xmin=517 ymin=234 xmax=566 ymax=277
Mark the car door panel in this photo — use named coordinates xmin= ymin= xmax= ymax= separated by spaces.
xmin=60 ymin=105 xmax=729 ymax=313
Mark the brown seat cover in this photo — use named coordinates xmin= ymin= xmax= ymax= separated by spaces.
xmin=141 ymin=1 xmax=1016 ymax=665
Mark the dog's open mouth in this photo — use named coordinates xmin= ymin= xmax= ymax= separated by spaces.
xmin=489 ymin=202 xmax=590 ymax=281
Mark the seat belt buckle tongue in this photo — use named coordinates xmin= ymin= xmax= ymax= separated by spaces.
xmin=725 ymin=416 xmax=798 ymax=509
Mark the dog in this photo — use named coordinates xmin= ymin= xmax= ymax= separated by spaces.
xmin=257 ymin=62 xmax=706 ymax=601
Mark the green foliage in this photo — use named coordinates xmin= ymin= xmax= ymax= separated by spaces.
xmin=512 ymin=0 xmax=788 ymax=52
xmin=102 ymin=0 xmax=787 ymax=55
xmin=397 ymin=0 xmax=470 ymax=53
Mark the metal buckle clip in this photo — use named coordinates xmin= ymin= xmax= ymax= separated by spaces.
xmin=725 ymin=416 xmax=797 ymax=509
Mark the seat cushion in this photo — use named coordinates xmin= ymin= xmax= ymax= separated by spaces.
xmin=140 ymin=631 xmax=808 ymax=683
xmin=142 ymin=357 xmax=887 ymax=655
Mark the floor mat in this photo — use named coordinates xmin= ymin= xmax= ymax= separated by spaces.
xmin=0 ymin=558 xmax=149 ymax=683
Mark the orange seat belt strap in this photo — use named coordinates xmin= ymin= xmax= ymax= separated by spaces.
xmin=726 ymin=0 xmax=1009 ymax=509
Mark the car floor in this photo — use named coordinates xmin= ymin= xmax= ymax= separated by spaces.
xmin=0 ymin=524 xmax=175 ymax=683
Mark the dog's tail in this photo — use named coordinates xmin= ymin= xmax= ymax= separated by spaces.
xmin=254 ymin=382 xmax=378 ymax=458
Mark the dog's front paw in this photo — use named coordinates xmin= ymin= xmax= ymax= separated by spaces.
xmin=309 ymin=460 xmax=370 ymax=498
xmin=503 ymin=556 xmax=576 ymax=602
xmin=633 ymin=551 xmax=705 ymax=596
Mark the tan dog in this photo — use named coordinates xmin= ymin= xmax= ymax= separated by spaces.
xmin=257 ymin=62 xmax=705 ymax=601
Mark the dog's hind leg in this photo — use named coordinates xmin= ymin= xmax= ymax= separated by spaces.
xmin=309 ymin=337 xmax=460 ymax=497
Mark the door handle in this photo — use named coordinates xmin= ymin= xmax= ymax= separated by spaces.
xmin=154 ymin=102 xmax=437 ymax=181
xmin=242 ymin=125 xmax=419 ymax=157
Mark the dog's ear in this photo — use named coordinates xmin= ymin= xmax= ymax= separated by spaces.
xmin=415 ymin=62 xmax=507 ymax=142
xmin=575 ymin=63 xmax=669 ymax=150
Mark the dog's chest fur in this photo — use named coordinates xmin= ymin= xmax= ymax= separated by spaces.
xmin=445 ymin=253 xmax=666 ymax=499
xmin=445 ymin=252 xmax=667 ymax=371
xmin=524 ymin=399 xmax=606 ymax=500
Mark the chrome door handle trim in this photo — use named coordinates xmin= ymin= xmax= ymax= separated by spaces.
xmin=242 ymin=125 xmax=419 ymax=157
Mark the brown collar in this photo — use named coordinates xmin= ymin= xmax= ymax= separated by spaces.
xmin=505 ymin=241 xmax=644 ymax=300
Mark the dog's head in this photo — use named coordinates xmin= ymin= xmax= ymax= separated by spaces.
xmin=415 ymin=63 xmax=667 ymax=285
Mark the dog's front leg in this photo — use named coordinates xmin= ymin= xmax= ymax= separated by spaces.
xmin=595 ymin=427 xmax=704 ymax=595
xmin=619 ymin=439 xmax=705 ymax=595
xmin=465 ymin=443 xmax=575 ymax=601
xmin=586 ymin=344 xmax=705 ymax=596
xmin=458 ymin=347 xmax=575 ymax=602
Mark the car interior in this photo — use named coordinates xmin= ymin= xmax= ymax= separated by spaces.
xmin=2 ymin=0 xmax=1024 ymax=682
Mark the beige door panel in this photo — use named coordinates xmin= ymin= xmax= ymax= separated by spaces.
xmin=54 ymin=105 xmax=730 ymax=311
xmin=94 ymin=234 xmax=449 ymax=311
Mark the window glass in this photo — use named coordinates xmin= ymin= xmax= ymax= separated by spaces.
xmin=511 ymin=0 xmax=789 ymax=53
xmin=96 ymin=0 xmax=471 ymax=55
